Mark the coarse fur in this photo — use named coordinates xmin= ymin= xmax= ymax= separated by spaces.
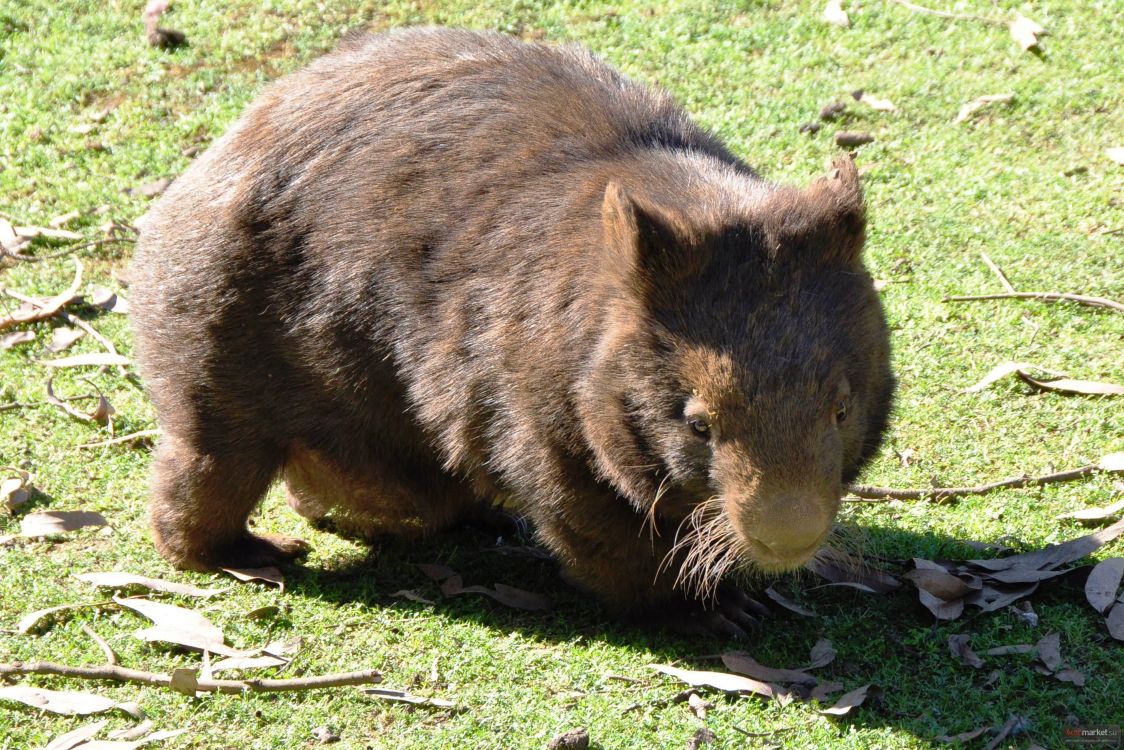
xmin=130 ymin=28 xmax=894 ymax=626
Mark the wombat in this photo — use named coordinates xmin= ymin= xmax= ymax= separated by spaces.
xmin=130 ymin=28 xmax=894 ymax=634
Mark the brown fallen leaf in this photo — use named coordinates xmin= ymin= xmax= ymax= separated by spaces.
xmin=823 ymin=0 xmax=849 ymax=27
xmin=89 ymin=288 xmax=131 ymax=315
xmin=18 ymin=603 xmax=96 ymax=634
xmin=11 ymin=225 xmax=83 ymax=242
xmin=1106 ymin=599 xmax=1124 ymax=641
xmin=968 ymin=517 xmax=1124 ymax=573
xmin=209 ymin=654 xmax=288 ymax=674
xmin=361 ymin=688 xmax=456 ymax=708
xmin=905 ymin=561 xmax=979 ymax=600
xmin=1035 ymin=632 xmax=1062 ymax=671
xmin=114 ymin=595 xmax=251 ymax=656
xmin=918 ymin=589 xmax=964 ymax=620
xmin=954 ymin=93 xmax=1014 ymax=123
xmin=1054 ymin=669 xmax=1086 ymax=686
xmin=1017 ymin=371 xmax=1124 ymax=396
xmin=391 ymin=589 xmax=436 ymax=605
xmin=263 ymin=636 xmax=304 ymax=658
xmin=106 ymin=720 xmax=156 ymax=742
xmin=43 ymin=719 xmax=109 ymax=750
xmin=455 ymin=582 xmax=552 ymax=611
xmin=1084 ymin=558 xmax=1124 ymax=614
xmin=417 ymin=562 xmax=458 ymax=581
xmin=853 ymin=90 xmax=895 ymax=112
xmin=0 ymin=257 xmax=83 ymax=331
xmin=80 ymin=728 xmax=186 ymax=749
xmin=806 ymin=548 xmax=901 ymax=592
xmin=948 ymin=634 xmax=983 ymax=669
xmin=43 ymin=352 xmax=132 ymax=368
xmin=49 ymin=210 xmax=82 ymax=229
xmin=47 ymin=326 xmax=85 ymax=353
xmin=1007 ymin=13 xmax=1044 ymax=52
xmin=649 ymin=664 xmax=781 ymax=698
xmin=0 ymin=686 xmax=140 ymax=717
xmin=687 ymin=692 xmax=711 ymax=719
xmin=984 ymin=644 xmax=1035 ymax=657
xmin=721 ymin=652 xmax=817 ymax=686
xmin=809 ymin=680 xmax=844 ymax=702
xmin=20 ymin=510 xmax=108 ymax=537
xmin=76 ymin=572 xmax=225 ymax=598
xmin=815 ymin=684 xmax=879 ymax=716
xmin=764 ymin=586 xmax=816 ymax=617
xmin=45 ymin=377 xmax=114 ymax=424
xmin=0 ymin=217 xmax=25 ymax=252
xmin=807 ymin=638 xmax=837 ymax=669
xmin=2 ymin=468 xmax=32 ymax=514
xmin=967 ymin=582 xmax=1039 ymax=612
xmin=0 ymin=330 xmax=35 ymax=349
xmin=1058 ymin=498 xmax=1124 ymax=524
xmin=1108 ymin=148 xmax=1124 ymax=166
xmin=961 ymin=361 xmax=1065 ymax=393
xmin=222 ymin=566 xmax=284 ymax=591
xmin=935 ymin=726 xmax=991 ymax=743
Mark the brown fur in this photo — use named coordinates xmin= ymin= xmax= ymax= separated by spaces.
xmin=130 ymin=28 xmax=894 ymax=620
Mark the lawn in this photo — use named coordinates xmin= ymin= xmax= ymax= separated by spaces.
xmin=2 ymin=1 xmax=1122 ymax=748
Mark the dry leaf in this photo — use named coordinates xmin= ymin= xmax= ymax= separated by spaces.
xmin=45 ymin=378 xmax=114 ymax=424
xmin=222 ymin=566 xmax=284 ymax=591
xmin=418 ymin=562 xmax=458 ymax=581
xmin=1101 ymin=453 xmax=1124 ymax=472
xmin=905 ymin=562 xmax=978 ymax=600
xmin=815 ymin=684 xmax=878 ymax=716
xmin=948 ymin=634 xmax=983 ymax=669
xmin=1084 ymin=559 xmax=1124 ymax=614
xmin=961 ymin=361 xmax=1063 ymax=393
xmin=810 ymin=680 xmax=844 ymax=702
xmin=807 ymin=638 xmax=837 ymax=669
xmin=0 ymin=217 xmax=23 ymax=251
xmin=20 ymin=510 xmax=107 ymax=537
xmin=1107 ymin=148 xmax=1124 ymax=166
xmin=0 ymin=258 xmax=82 ymax=331
xmin=968 ymin=517 xmax=1124 ymax=573
xmin=0 ymin=330 xmax=35 ymax=349
xmin=209 ymin=654 xmax=288 ymax=674
xmin=361 ymin=688 xmax=456 ymax=708
xmin=1035 ymin=632 xmax=1062 ymax=671
xmin=391 ymin=589 xmax=436 ymax=605
xmin=721 ymin=652 xmax=817 ymax=686
xmin=49 ymin=210 xmax=81 ymax=229
xmin=1058 ymin=498 xmax=1124 ymax=523
xmin=0 ymin=686 xmax=137 ymax=716
xmin=13 ymin=226 xmax=83 ymax=241
xmin=855 ymin=91 xmax=895 ymax=112
xmin=114 ymin=595 xmax=250 ymax=656
xmin=1054 ymin=669 xmax=1086 ymax=686
xmin=935 ymin=726 xmax=991 ymax=743
xmin=805 ymin=548 xmax=900 ymax=592
xmin=1106 ymin=600 xmax=1124 ymax=641
xmin=764 ymin=586 xmax=816 ymax=617
xmin=244 ymin=605 xmax=280 ymax=619
xmin=954 ymin=93 xmax=1014 ymax=123
xmin=918 ymin=589 xmax=964 ymax=620
xmin=263 ymin=636 xmax=303 ymax=658
xmin=43 ymin=352 xmax=132 ymax=368
xmin=1017 ymin=371 xmax=1124 ymax=396
xmin=2 ymin=468 xmax=32 ymax=514
xmin=823 ymin=0 xmax=849 ymax=26
xmin=968 ymin=583 xmax=1040 ymax=612
xmin=649 ymin=664 xmax=780 ymax=698
xmin=89 ymin=288 xmax=131 ymax=315
xmin=984 ymin=644 xmax=1035 ymax=657
xmin=79 ymin=729 xmax=186 ymax=749
xmin=1008 ymin=13 xmax=1044 ymax=52
xmin=106 ymin=720 xmax=155 ymax=742
xmin=169 ymin=668 xmax=198 ymax=696
xmin=47 ymin=326 xmax=85 ymax=353
xmin=687 ymin=692 xmax=711 ymax=719
xmin=76 ymin=572 xmax=225 ymax=598
xmin=43 ymin=720 xmax=109 ymax=750
xmin=17 ymin=603 xmax=87 ymax=634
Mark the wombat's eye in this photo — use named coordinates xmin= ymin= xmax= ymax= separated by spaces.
xmin=834 ymin=398 xmax=849 ymax=424
xmin=687 ymin=418 xmax=711 ymax=440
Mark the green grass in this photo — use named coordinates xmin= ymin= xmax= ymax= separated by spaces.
xmin=2 ymin=0 xmax=1123 ymax=747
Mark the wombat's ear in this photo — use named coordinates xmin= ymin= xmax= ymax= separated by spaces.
xmin=764 ymin=156 xmax=866 ymax=265
xmin=602 ymin=181 xmax=701 ymax=300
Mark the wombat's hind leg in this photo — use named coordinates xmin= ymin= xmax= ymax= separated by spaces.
xmin=149 ymin=436 xmax=310 ymax=571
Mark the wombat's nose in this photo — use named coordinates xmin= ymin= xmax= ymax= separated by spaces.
xmin=751 ymin=496 xmax=833 ymax=560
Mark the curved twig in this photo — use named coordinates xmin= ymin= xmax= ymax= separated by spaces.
xmin=846 ymin=464 xmax=1099 ymax=502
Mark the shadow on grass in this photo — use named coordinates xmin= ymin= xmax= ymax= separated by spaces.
xmin=279 ymin=520 xmax=1124 ymax=746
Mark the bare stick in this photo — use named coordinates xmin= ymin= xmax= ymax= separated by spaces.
xmin=79 ymin=429 xmax=162 ymax=449
xmin=888 ymin=0 xmax=1001 ymax=25
xmin=5 ymin=289 xmax=128 ymax=376
xmin=0 ymin=402 xmax=25 ymax=413
xmin=943 ymin=291 xmax=1124 ymax=314
xmin=0 ymin=661 xmax=382 ymax=695
xmin=80 ymin=622 xmax=118 ymax=666
xmin=846 ymin=464 xmax=1099 ymax=502
xmin=0 ymin=258 xmax=83 ymax=331
xmin=979 ymin=252 xmax=1015 ymax=293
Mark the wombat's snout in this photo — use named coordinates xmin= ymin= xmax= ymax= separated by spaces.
xmin=732 ymin=491 xmax=836 ymax=570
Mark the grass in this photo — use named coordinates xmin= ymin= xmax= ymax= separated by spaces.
xmin=2 ymin=0 xmax=1123 ymax=747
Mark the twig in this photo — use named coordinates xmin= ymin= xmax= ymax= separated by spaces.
xmin=0 ymin=402 xmax=26 ymax=412
xmin=943 ymin=291 xmax=1124 ymax=314
xmin=5 ymin=289 xmax=128 ymax=376
xmin=888 ymin=0 xmax=1002 ymax=25
xmin=0 ymin=661 xmax=383 ymax=695
xmin=0 ymin=257 xmax=83 ymax=331
xmin=979 ymin=252 xmax=1015 ymax=293
xmin=845 ymin=463 xmax=1100 ymax=502
xmin=80 ymin=622 xmax=118 ymax=666
xmin=79 ymin=429 xmax=161 ymax=449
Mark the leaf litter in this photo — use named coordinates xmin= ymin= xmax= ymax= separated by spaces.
xmin=113 ymin=595 xmax=253 ymax=656
xmin=2 ymin=467 xmax=32 ymax=514
xmin=76 ymin=572 xmax=226 ymax=598
xmin=0 ymin=686 xmax=141 ymax=717
xmin=20 ymin=510 xmax=108 ymax=537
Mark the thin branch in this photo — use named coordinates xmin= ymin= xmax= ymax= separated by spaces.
xmin=888 ymin=0 xmax=1002 ymax=25
xmin=0 ymin=402 xmax=26 ymax=412
xmin=80 ymin=622 xmax=118 ymax=666
xmin=79 ymin=429 xmax=161 ymax=449
xmin=979 ymin=252 xmax=1015 ymax=293
xmin=5 ymin=289 xmax=128 ymax=376
xmin=0 ymin=661 xmax=383 ymax=695
xmin=845 ymin=464 xmax=1099 ymax=502
xmin=943 ymin=291 xmax=1124 ymax=314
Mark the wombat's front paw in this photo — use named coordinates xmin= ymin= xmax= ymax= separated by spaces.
xmin=158 ymin=532 xmax=311 ymax=571
xmin=654 ymin=586 xmax=769 ymax=640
